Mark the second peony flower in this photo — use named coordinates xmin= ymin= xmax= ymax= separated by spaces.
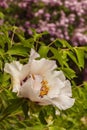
xmin=4 ymin=48 xmax=75 ymax=110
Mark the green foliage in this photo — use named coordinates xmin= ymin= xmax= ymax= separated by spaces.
xmin=0 ymin=25 xmax=87 ymax=130
xmin=74 ymin=48 xmax=85 ymax=69
xmin=7 ymin=44 xmax=29 ymax=57
xmin=38 ymin=45 xmax=49 ymax=58
xmin=0 ymin=12 xmax=4 ymax=19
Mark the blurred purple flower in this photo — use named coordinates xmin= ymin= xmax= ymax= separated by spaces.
xmin=0 ymin=0 xmax=87 ymax=46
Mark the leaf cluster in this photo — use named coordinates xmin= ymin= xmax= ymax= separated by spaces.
xmin=0 ymin=25 xmax=87 ymax=129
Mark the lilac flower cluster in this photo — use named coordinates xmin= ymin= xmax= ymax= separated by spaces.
xmin=0 ymin=0 xmax=87 ymax=46
xmin=0 ymin=0 xmax=8 ymax=8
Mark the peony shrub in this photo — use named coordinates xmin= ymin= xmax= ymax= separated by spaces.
xmin=0 ymin=25 xmax=87 ymax=129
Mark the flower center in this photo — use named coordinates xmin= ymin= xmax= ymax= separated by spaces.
xmin=39 ymin=80 xmax=49 ymax=98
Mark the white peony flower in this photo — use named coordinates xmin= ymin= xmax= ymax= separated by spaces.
xmin=4 ymin=49 xmax=75 ymax=110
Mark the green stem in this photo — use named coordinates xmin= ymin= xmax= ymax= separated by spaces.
xmin=48 ymin=39 xmax=58 ymax=47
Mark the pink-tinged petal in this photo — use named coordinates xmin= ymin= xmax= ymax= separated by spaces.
xmin=51 ymin=95 xmax=75 ymax=110
xmin=29 ymin=48 xmax=40 ymax=61
xmin=30 ymin=58 xmax=57 ymax=75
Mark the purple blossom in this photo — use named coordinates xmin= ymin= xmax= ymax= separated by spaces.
xmin=0 ymin=0 xmax=87 ymax=46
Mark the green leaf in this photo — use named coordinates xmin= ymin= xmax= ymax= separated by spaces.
xmin=0 ymin=98 xmax=24 ymax=120
xmin=39 ymin=109 xmax=47 ymax=125
xmin=50 ymin=47 xmax=63 ymax=66
xmin=0 ymin=91 xmax=8 ymax=109
xmin=54 ymin=39 xmax=63 ymax=48
xmin=49 ymin=126 xmax=66 ymax=130
xmin=56 ymin=38 xmax=73 ymax=50
xmin=16 ymin=33 xmax=34 ymax=48
xmin=0 ymin=72 xmax=10 ymax=87
xmin=81 ymin=46 xmax=87 ymax=52
xmin=38 ymin=45 xmax=49 ymax=58
xmin=7 ymin=45 xmax=29 ymax=56
xmin=61 ymin=68 xmax=76 ymax=79
xmin=21 ymin=39 xmax=34 ymax=48
xmin=25 ymin=125 xmax=45 ymax=130
xmin=0 ymin=49 xmax=4 ymax=57
xmin=67 ymin=51 xmax=79 ymax=68
xmin=61 ymin=51 xmax=69 ymax=67
xmin=32 ymin=29 xmax=48 ymax=42
xmin=22 ymin=100 xmax=29 ymax=119
xmin=74 ymin=48 xmax=85 ymax=68
xmin=0 ymin=34 xmax=7 ymax=49
xmin=0 ymin=29 xmax=11 ymax=49
xmin=0 ymin=59 xmax=3 ymax=70
xmin=0 ymin=12 xmax=4 ymax=19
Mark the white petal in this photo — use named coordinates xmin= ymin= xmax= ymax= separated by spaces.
xmin=12 ymin=79 xmax=20 ymax=92
xmin=20 ymin=63 xmax=30 ymax=80
xmin=51 ymin=95 xmax=75 ymax=110
xmin=38 ymin=99 xmax=52 ymax=105
xmin=30 ymin=58 xmax=57 ymax=75
xmin=29 ymin=48 xmax=40 ymax=61
xmin=4 ymin=61 xmax=23 ymax=77
xmin=53 ymin=70 xmax=66 ymax=81
xmin=4 ymin=61 xmax=23 ymax=92
xmin=18 ymin=75 xmax=52 ymax=105
xmin=47 ymin=78 xmax=65 ymax=98
xmin=46 ymin=71 xmax=65 ymax=84
xmin=44 ymin=71 xmax=65 ymax=98
xmin=32 ymin=75 xmax=42 ymax=91
xmin=38 ymin=95 xmax=53 ymax=105
xmin=4 ymin=61 xmax=30 ymax=93
xmin=18 ymin=78 xmax=37 ymax=100
xmin=60 ymin=80 xmax=72 ymax=97
xmin=18 ymin=76 xmax=42 ymax=101
xmin=46 ymin=70 xmax=72 ymax=99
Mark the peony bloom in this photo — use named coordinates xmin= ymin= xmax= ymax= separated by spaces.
xmin=4 ymin=49 xmax=75 ymax=110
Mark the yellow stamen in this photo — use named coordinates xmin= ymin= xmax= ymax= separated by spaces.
xmin=39 ymin=80 xmax=49 ymax=97
xmin=32 ymin=74 xmax=35 ymax=80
